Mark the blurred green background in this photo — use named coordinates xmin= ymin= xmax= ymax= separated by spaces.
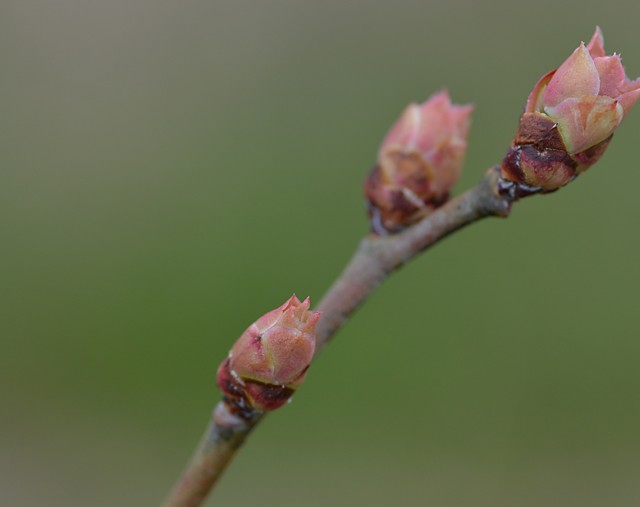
xmin=2 ymin=1 xmax=640 ymax=506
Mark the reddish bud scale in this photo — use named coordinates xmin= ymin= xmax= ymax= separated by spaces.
xmin=217 ymin=358 xmax=297 ymax=416
xmin=364 ymin=151 xmax=449 ymax=234
xmin=501 ymin=27 xmax=639 ymax=195
xmin=216 ymin=295 xmax=320 ymax=417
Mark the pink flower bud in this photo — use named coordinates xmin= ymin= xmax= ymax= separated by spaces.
xmin=501 ymin=27 xmax=640 ymax=193
xmin=364 ymin=91 xmax=473 ymax=233
xmin=216 ymin=295 xmax=320 ymax=414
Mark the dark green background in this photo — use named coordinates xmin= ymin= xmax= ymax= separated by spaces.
xmin=2 ymin=1 xmax=640 ymax=506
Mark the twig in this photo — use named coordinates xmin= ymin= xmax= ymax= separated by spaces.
xmin=315 ymin=167 xmax=510 ymax=349
xmin=161 ymin=405 xmax=262 ymax=507
xmin=161 ymin=167 xmax=514 ymax=507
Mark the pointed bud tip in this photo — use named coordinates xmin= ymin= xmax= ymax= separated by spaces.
xmin=282 ymin=294 xmax=302 ymax=310
xmin=423 ymin=89 xmax=451 ymax=106
xmin=587 ymin=26 xmax=606 ymax=58
xmin=543 ymin=42 xmax=599 ymax=108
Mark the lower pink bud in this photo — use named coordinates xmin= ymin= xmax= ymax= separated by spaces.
xmin=216 ymin=295 xmax=320 ymax=415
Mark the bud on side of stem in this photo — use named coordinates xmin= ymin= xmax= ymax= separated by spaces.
xmin=216 ymin=295 xmax=320 ymax=418
xmin=365 ymin=91 xmax=473 ymax=234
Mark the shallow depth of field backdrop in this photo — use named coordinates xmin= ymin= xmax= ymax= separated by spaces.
xmin=2 ymin=1 xmax=640 ymax=506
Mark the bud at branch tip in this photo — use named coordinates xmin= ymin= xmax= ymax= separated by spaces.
xmin=501 ymin=26 xmax=640 ymax=196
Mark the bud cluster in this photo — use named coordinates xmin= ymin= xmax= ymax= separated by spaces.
xmin=217 ymin=295 xmax=320 ymax=417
